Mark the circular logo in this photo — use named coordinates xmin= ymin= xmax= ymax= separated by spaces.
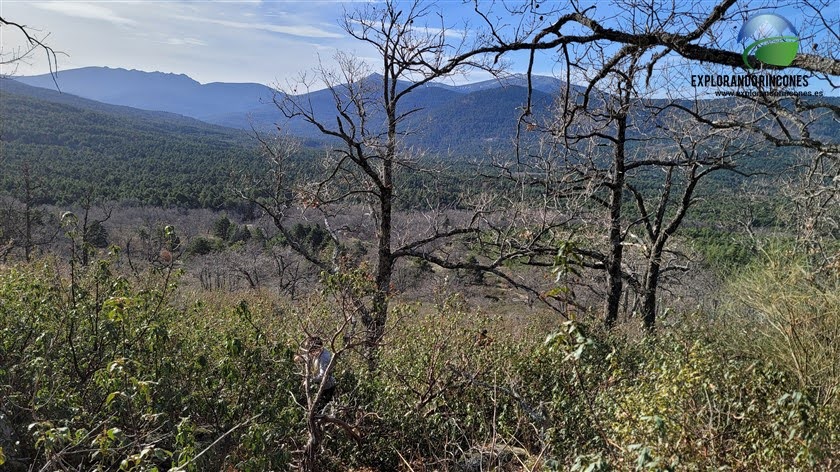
xmin=738 ymin=13 xmax=799 ymax=69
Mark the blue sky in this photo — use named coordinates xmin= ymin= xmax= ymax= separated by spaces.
xmin=2 ymin=1 xmax=376 ymax=84
xmin=1 ymin=0 xmax=836 ymax=95
xmin=1 ymin=0 xmax=526 ymax=85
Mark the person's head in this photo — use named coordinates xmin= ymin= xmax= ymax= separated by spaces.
xmin=306 ymin=336 xmax=323 ymax=354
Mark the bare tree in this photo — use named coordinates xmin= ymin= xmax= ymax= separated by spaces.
xmin=243 ymin=0 xmax=837 ymax=337
xmin=1 ymin=17 xmax=61 ymax=258
xmin=77 ymin=188 xmax=114 ymax=266
xmin=470 ymin=0 xmax=839 ymax=185
xmin=294 ymin=288 xmax=367 ymax=472
xmin=242 ymin=1 xmax=508 ymax=367
xmin=471 ymin=0 xmax=838 ymax=84
xmin=543 ymin=58 xmax=754 ymax=329
xmin=466 ymin=0 xmax=838 ymax=329
xmin=0 ymin=161 xmax=60 ymax=261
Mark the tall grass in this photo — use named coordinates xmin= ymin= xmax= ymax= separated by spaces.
xmin=723 ymin=250 xmax=840 ymax=408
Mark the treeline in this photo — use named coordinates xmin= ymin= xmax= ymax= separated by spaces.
xmin=1 ymin=78 xmax=801 ymax=227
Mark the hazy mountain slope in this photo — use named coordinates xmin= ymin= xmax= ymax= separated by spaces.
xmin=14 ymin=67 xmax=836 ymax=166
xmin=16 ymin=67 xmax=276 ymax=122
xmin=15 ymin=68 xmax=565 ymax=155
xmin=431 ymin=73 xmax=566 ymax=94
xmin=401 ymin=86 xmax=554 ymax=154
xmin=2 ymin=78 xmax=254 ymax=135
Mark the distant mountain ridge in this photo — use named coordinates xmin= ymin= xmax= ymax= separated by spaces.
xmin=16 ymin=66 xmax=276 ymax=123
xmin=4 ymin=73 xmax=837 ymax=211
xmin=16 ymin=67 xmax=564 ymax=153
xmin=431 ymin=73 xmax=565 ymax=95
xmin=18 ymin=67 xmax=834 ymax=160
xmin=2 ymin=76 xmax=247 ymax=132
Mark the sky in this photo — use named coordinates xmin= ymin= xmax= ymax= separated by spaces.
xmin=0 ymin=0 xmax=836 ymax=94
xmin=0 ymin=0 xmax=527 ymax=85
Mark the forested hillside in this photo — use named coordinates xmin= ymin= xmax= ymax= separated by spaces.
xmin=4 ymin=75 xmax=823 ymax=222
xmin=1 ymin=79 xmax=264 ymax=208
xmin=2 ymin=78 xmax=528 ymax=213
xmin=15 ymin=68 xmax=562 ymax=154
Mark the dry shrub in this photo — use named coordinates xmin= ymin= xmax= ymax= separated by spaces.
xmin=724 ymin=250 xmax=840 ymax=408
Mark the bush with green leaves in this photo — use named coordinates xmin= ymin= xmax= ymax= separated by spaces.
xmin=1 ymin=249 xmax=838 ymax=470
xmin=0 ymin=257 xmax=304 ymax=471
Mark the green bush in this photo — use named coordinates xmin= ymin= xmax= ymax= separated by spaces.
xmin=0 ymin=259 xmax=302 ymax=471
xmin=185 ymin=236 xmax=216 ymax=256
xmin=1 ymin=254 xmax=838 ymax=470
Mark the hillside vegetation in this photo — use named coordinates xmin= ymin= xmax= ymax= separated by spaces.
xmin=1 ymin=79 xmax=261 ymax=208
xmin=0 ymin=248 xmax=838 ymax=470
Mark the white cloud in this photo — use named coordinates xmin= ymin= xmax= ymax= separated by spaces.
xmin=174 ymin=14 xmax=344 ymax=39
xmin=164 ymin=37 xmax=208 ymax=47
xmin=0 ymin=1 xmax=492 ymax=85
xmin=33 ymin=2 xmax=137 ymax=26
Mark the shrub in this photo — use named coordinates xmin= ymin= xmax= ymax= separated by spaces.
xmin=1 ymin=253 xmax=837 ymax=470
xmin=0 ymin=258 xmax=302 ymax=471
xmin=185 ymin=236 xmax=215 ymax=256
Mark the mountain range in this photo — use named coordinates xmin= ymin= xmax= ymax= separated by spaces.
xmin=8 ymin=66 xmax=837 ymax=169
xmin=15 ymin=67 xmax=565 ymax=154
xmin=4 ymin=66 xmax=837 ymax=213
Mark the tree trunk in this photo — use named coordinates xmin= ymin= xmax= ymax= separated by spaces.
xmin=604 ymin=113 xmax=627 ymax=329
xmin=366 ymin=79 xmax=396 ymax=370
xmin=23 ymin=163 xmax=33 ymax=262
xmin=302 ymin=410 xmax=323 ymax=472
xmin=641 ymin=250 xmax=661 ymax=331
xmin=81 ymin=205 xmax=90 ymax=266
xmin=369 ymin=184 xmax=392 ymax=370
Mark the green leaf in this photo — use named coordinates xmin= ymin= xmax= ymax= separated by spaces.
xmin=106 ymin=427 xmax=123 ymax=441
xmin=154 ymin=448 xmax=172 ymax=461
xmin=106 ymin=391 xmax=121 ymax=406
